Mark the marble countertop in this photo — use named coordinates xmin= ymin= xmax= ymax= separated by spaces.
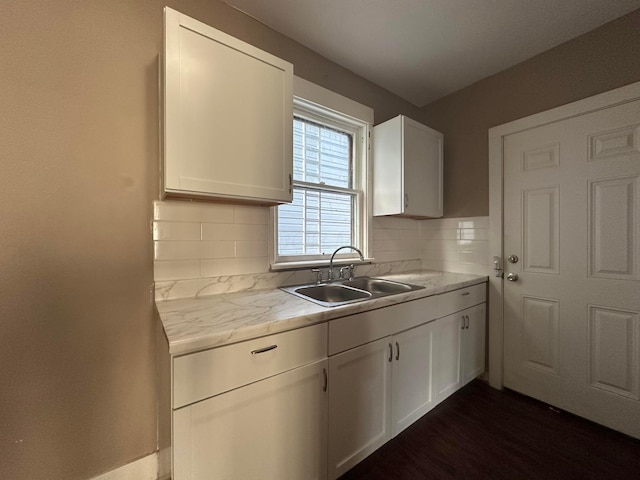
xmin=157 ymin=270 xmax=488 ymax=355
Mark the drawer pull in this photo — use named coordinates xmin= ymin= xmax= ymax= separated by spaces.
xmin=322 ymin=368 xmax=328 ymax=392
xmin=461 ymin=292 xmax=470 ymax=296
xmin=251 ymin=345 xmax=278 ymax=355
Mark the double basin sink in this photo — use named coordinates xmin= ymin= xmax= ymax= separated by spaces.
xmin=281 ymin=276 xmax=424 ymax=307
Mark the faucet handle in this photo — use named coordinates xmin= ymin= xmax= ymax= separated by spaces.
xmin=348 ymin=264 xmax=356 ymax=281
xmin=311 ymin=268 xmax=323 ymax=284
xmin=338 ymin=266 xmax=349 ymax=280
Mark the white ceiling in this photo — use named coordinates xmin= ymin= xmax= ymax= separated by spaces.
xmin=224 ymin=0 xmax=640 ymax=106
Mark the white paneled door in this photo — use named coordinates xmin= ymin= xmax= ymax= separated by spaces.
xmin=503 ymin=99 xmax=640 ymax=439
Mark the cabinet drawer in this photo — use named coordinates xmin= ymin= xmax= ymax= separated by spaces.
xmin=437 ymin=283 xmax=486 ymax=317
xmin=329 ymin=295 xmax=438 ymax=356
xmin=173 ymin=323 xmax=327 ymax=408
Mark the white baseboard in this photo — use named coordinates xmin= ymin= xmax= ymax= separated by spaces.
xmin=90 ymin=449 xmax=171 ymax=480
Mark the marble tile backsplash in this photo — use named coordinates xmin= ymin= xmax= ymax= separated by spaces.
xmin=153 ymin=200 xmax=489 ymax=301
xmin=153 ymin=200 xmax=424 ymax=300
xmin=154 ymin=259 xmax=423 ymax=301
xmin=419 ymin=216 xmax=490 ymax=276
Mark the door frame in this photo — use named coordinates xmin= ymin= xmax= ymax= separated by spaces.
xmin=487 ymin=80 xmax=640 ymax=389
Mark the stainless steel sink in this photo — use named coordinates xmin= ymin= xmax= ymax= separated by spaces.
xmin=281 ymin=276 xmax=424 ymax=307
xmin=294 ymin=284 xmax=372 ymax=303
xmin=342 ymin=277 xmax=413 ymax=295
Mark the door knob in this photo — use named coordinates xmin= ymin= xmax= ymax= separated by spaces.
xmin=507 ymin=255 xmax=519 ymax=263
xmin=506 ymin=273 xmax=518 ymax=282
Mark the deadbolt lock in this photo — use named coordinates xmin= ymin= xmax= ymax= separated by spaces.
xmin=507 ymin=255 xmax=519 ymax=264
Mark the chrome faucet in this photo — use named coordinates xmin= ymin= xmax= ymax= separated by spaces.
xmin=328 ymin=245 xmax=364 ymax=282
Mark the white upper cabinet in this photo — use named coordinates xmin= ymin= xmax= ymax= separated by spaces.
xmin=373 ymin=115 xmax=443 ymax=217
xmin=163 ymin=7 xmax=293 ymax=204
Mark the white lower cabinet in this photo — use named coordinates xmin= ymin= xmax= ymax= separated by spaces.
xmin=328 ymin=284 xmax=486 ymax=478
xmin=169 ymin=284 xmax=487 ymax=480
xmin=173 ymin=358 xmax=328 ymax=480
xmin=433 ymin=303 xmax=487 ymax=404
xmin=461 ymin=303 xmax=487 ymax=385
xmin=391 ymin=322 xmax=435 ymax=435
xmin=171 ymin=323 xmax=328 ymax=480
xmin=327 ymin=321 xmax=434 ymax=480
xmin=328 ymin=337 xmax=393 ymax=479
xmin=432 ymin=311 xmax=463 ymax=404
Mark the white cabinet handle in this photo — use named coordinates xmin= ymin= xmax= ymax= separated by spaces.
xmin=251 ymin=345 xmax=277 ymax=355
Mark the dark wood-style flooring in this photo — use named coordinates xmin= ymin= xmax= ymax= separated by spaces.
xmin=340 ymin=380 xmax=640 ymax=480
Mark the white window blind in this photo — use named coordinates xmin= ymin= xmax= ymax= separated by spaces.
xmin=278 ymin=117 xmax=356 ymax=256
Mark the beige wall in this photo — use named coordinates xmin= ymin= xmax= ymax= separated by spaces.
xmin=0 ymin=1 xmax=418 ymax=479
xmin=420 ymin=8 xmax=640 ymax=217
xmin=4 ymin=1 xmax=639 ymax=478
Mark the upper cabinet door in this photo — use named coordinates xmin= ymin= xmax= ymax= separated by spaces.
xmin=163 ymin=7 xmax=293 ymax=204
xmin=403 ymin=118 xmax=443 ymax=217
xmin=373 ymin=115 xmax=443 ymax=218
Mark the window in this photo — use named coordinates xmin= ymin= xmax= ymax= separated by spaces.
xmin=272 ymin=94 xmax=370 ymax=268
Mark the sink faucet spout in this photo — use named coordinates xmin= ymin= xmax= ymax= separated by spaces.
xmin=328 ymin=245 xmax=364 ymax=282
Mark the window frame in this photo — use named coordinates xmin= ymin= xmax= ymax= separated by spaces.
xmin=270 ymin=83 xmax=372 ymax=270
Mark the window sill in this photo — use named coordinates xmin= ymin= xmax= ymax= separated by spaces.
xmin=270 ymin=258 xmax=374 ymax=272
